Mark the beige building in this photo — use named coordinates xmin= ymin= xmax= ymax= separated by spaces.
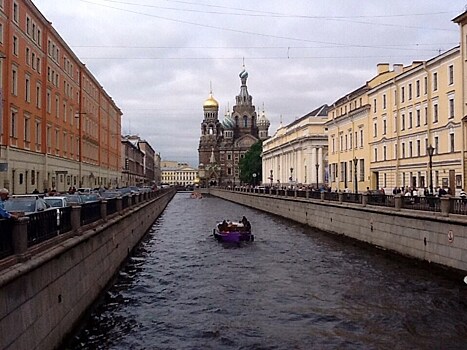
xmin=262 ymin=105 xmax=329 ymax=188
xmin=161 ymin=161 xmax=198 ymax=186
xmin=369 ymin=48 xmax=462 ymax=194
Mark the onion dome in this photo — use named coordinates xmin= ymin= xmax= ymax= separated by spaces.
xmin=258 ymin=110 xmax=270 ymax=129
xmin=222 ymin=114 xmax=235 ymax=129
xmin=203 ymin=93 xmax=219 ymax=108
xmin=239 ymin=68 xmax=248 ymax=80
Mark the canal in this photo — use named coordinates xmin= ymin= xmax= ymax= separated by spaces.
xmin=65 ymin=193 xmax=467 ymax=349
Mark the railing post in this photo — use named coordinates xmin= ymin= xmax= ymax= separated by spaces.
xmin=320 ymin=191 xmax=325 ymax=202
xmin=394 ymin=194 xmax=402 ymax=211
xmin=71 ymin=206 xmax=82 ymax=234
xmin=100 ymin=200 xmax=108 ymax=222
xmin=440 ymin=196 xmax=451 ymax=216
xmin=12 ymin=217 xmax=30 ymax=260
xmin=116 ymin=197 xmax=123 ymax=214
xmin=306 ymin=189 xmax=309 ymax=199
xmin=338 ymin=192 xmax=344 ymax=203
xmin=362 ymin=193 xmax=368 ymax=207
xmin=294 ymin=189 xmax=297 ymax=198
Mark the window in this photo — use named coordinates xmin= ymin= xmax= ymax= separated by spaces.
xmin=24 ymin=115 xmax=30 ymax=143
xmin=373 ymin=122 xmax=377 ymax=137
xmin=416 ymin=80 xmax=420 ymax=97
xmin=401 ymin=114 xmax=405 ymax=130
xmin=13 ymin=36 xmax=18 ymax=55
xmin=408 ymin=112 xmax=413 ymax=129
xmin=12 ymin=66 xmax=18 ymax=95
xmin=433 ymin=104 xmax=438 ymax=123
xmin=10 ymin=110 xmax=17 ymax=138
xmin=35 ymin=120 xmax=41 ymax=147
xmin=0 ymin=23 xmax=3 ymax=44
xmin=434 ymin=136 xmax=439 ymax=154
xmin=449 ymin=98 xmax=454 ymax=119
xmin=36 ymin=84 xmax=41 ymax=108
xmin=373 ymin=98 xmax=376 ymax=113
xmin=416 ymin=109 xmax=420 ymax=127
xmin=13 ymin=2 xmax=19 ymax=23
xmin=383 ymin=146 xmax=387 ymax=161
xmin=359 ymin=159 xmax=365 ymax=182
xmin=450 ymin=133 xmax=455 ymax=153
xmin=243 ymin=116 xmax=248 ymax=127
xmin=424 ymin=106 xmax=428 ymax=125
xmin=374 ymin=148 xmax=378 ymax=162
xmin=433 ymin=72 xmax=438 ymax=91
xmin=383 ymin=119 xmax=387 ymax=135
xmin=26 ymin=47 xmax=30 ymax=65
xmin=424 ymin=76 xmax=427 ymax=95
xmin=360 ymin=129 xmax=363 ymax=147
xmin=46 ymin=90 xmax=51 ymax=112
xmin=408 ymin=83 xmax=412 ymax=100
xmin=383 ymin=94 xmax=386 ymax=109
xmin=449 ymin=65 xmax=454 ymax=85
xmin=25 ymin=75 xmax=30 ymax=102
xmin=417 ymin=140 xmax=421 ymax=156
xmin=401 ymin=86 xmax=405 ymax=102
xmin=402 ymin=143 xmax=405 ymax=158
xmin=409 ymin=141 xmax=413 ymax=158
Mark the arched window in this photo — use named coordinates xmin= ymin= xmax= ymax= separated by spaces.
xmin=243 ymin=116 xmax=248 ymax=127
xmin=209 ymin=126 xmax=214 ymax=135
xmin=235 ymin=116 xmax=239 ymax=126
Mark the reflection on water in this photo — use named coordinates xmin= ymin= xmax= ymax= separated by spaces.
xmin=65 ymin=193 xmax=467 ymax=349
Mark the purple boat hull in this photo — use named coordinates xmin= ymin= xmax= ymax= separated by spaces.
xmin=213 ymin=229 xmax=254 ymax=243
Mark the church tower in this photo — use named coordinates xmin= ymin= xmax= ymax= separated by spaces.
xmin=198 ymin=89 xmax=221 ymax=167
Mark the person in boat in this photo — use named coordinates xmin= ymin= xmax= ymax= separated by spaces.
xmin=241 ymin=216 xmax=251 ymax=230
xmin=218 ymin=220 xmax=228 ymax=232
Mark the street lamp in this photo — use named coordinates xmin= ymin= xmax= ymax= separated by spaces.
xmin=269 ymin=169 xmax=273 ymax=187
xmin=289 ymin=167 xmax=293 ymax=182
xmin=315 ymin=163 xmax=319 ymax=190
xmin=427 ymin=144 xmax=434 ymax=195
xmin=353 ymin=157 xmax=358 ymax=194
xmin=252 ymin=173 xmax=257 ymax=187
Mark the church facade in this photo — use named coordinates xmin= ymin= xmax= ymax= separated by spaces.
xmin=198 ymin=68 xmax=270 ymax=186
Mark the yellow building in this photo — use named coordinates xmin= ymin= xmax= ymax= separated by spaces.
xmin=326 ymin=64 xmax=400 ymax=192
xmin=161 ymin=161 xmax=198 ymax=186
xmin=369 ymin=48 xmax=462 ymax=194
xmin=262 ymin=105 xmax=328 ymax=188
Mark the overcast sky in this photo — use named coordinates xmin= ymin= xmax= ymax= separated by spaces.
xmin=34 ymin=0 xmax=465 ymax=166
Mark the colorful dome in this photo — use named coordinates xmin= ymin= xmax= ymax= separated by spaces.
xmin=203 ymin=93 xmax=219 ymax=108
xmin=222 ymin=114 xmax=235 ymax=129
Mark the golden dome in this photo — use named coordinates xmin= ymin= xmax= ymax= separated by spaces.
xmin=203 ymin=93 xmax=219 ymax=108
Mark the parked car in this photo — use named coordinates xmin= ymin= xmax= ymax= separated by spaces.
xmin=77 ymin=188 xmax=92 ymax=194
xmin=44 ymin=196 xmax=69 ymax=208
xmin=5 ymin=195 xmax=51 ymax=215
xmin=64 ymin=194 xmax=84 ymax=206
xmin=79 ymin=193 xmax=102 ymax=203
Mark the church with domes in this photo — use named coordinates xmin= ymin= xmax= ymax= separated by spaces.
xmin=198 ymin=67 xmax=270 ymax=187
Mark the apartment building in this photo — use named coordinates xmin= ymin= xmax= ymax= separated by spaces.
xmin=369 ymin=48 xmax=462 ymax=194
xmin=161 ymin=161 xmax=198 ymax=186
xmin=0 ymin=0 xmax=122 ymax=194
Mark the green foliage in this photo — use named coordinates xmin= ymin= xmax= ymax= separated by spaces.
xmin=239 ymin=141 xmax=262 ymax=185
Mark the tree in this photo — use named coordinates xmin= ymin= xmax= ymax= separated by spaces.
xmin=239 ymin=141 xmax=262 ymax=185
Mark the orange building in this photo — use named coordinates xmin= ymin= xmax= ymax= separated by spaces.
xmin=0 ymin=0 xmax=122 ymax=194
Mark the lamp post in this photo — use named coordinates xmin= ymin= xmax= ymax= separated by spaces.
xmin=353 ymin=157 xmax=358 ymax=194
xmin=269 ymin=169 xmax=273 ymax=187
xmin=427 ymin=144 xmax=434 ymax=195
xmin=252 ymin=173 xmax=257 ymax=187
xmin=289 ymin=167 xmax=293 ymax=182
xmin=74 ymin=111 xmax=86 ymax=187
xmin=315 ymin=163 xmax=319 ymax=190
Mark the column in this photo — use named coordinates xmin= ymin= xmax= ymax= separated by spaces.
xmin=318 ymin=147 xmax=323 ymax=183
xmin=311 ymin=147 xmax=317 ymax=185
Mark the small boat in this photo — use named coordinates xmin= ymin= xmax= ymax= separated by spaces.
xmin=213 ymin=220 xmax=254 ymax=243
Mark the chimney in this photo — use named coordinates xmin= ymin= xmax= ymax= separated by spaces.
xmin=377 ymin=63 xmax=390 ymax=75
xmin=393 ymin=64 xmax=403 ymax=74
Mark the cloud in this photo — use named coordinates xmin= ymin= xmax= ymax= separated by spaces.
xmin=35 ymin=0 xmax=464 ymax=166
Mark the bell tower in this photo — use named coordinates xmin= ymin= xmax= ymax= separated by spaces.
xmin=198 ymin=88 xmax=221 ymax=166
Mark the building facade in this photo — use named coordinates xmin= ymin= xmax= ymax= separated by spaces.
xmin=124 ymin=135 xmax=157 ymax=186
xmin=121 ymin=137 xmax=144 ymax=187
xmin=0 ymin=0 xmax=122 ymax=194
xmin=262 ymin=105 xmax=329 ymax=188
xmin=198 ymin=67 xmax=270 ymax=187
xmin=161 ymin=160 xmax=197 ymax=186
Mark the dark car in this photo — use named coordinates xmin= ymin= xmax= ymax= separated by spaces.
xmin=5 ymin=195 xmax=51 ymax=214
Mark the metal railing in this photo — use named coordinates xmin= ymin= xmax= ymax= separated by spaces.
xmin=0 ymin=220 xmax=13 ymax=259
xmin=226 ymin=186 xmax=465 ymax=216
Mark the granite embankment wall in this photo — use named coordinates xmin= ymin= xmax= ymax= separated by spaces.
xmin=208 ymin=189 xmax=467 ymax=274
xmin=0 ymin=189 xmax=175 ymax=350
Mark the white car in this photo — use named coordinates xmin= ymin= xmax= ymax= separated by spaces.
xmin=44 ymin=196 xmax=69 ymax=208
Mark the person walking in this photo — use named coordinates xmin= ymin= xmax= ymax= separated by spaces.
xmin=0 ymin=188 xmax=18 ymax=220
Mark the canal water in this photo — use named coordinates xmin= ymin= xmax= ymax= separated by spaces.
xmin=66 ymin=193 xmax=467 ymax=349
